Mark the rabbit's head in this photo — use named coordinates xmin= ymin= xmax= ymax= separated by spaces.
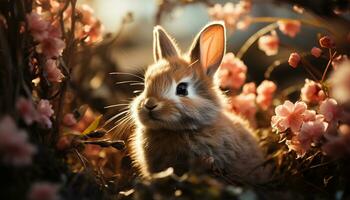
xmin=131 ymin=22 xmax=226 ymax=130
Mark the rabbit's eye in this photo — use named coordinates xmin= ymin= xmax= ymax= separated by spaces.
xmin=176 ymin=82 xmax=188 ymax=96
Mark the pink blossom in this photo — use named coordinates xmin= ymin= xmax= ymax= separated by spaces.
xmin=230 ymin=93 xmax=257 ymax=125
xmin=47 ymin=24 xmax=62 ymax=38
xmin=300 ymin=115 xmax=328 ymax=142
xmin=271 ymin=100 xmax=307 ymax=132
xmin=288 ymin=52 xmax=301 ymax=68
xmin=310 ymin=47 xmax=322 ymax=58
xmin=84 ymin=20 xmax=104 ymax=44
xmin=0 ymin=116 xmax=36 ymax=166
xmin=258 ymin=31 xmax=279 ymax=56
xmin=208 ymin=1 xmax=251 ymax=30
xmin=330 ymin=60 xmax=350 ymax=104
xmin=319 ymin=98 xmax=341 ymax=122
xmin=28 ymin=182 xmax=60 ymax=200
xmin=242 ymin=82 xmax=256 ymax=94
xmin=277 ymin=20 xmax=301 ymax=38
xmin=16 ymin=97 xmax=38 ymax=125
xmin=319 ymin=35 xmax=335 ymax=48
xmin=78 ymin=4 xmax=96 ymax=25
xmin=236 ymin=16 xmax=251 ymax=30
xmin=63 ymin=113 xmax=77 ymax=127
xmin=216 ymin=53 xmax=247 ymax=89
xmin=300 ymin=79 xmax=325 ymax=104
xmin=37 ymin=100 xmax=54 ymax=128
xmin=287 ymin=115 xmax=327 ymax=157
xmin=303 ymin=109 xmax=316 ymax=122
xmin=256 ymin=80 xmax=277 ymax=110
xmin=26 ymin=13 xmax=49 ymax=41
xmin=208 ymin=4 xmax=225 ymax=21
xmin=286 ymin=136 xmax=310 ymax=158
xmin=36 ymin=37 xmax=65 ymax=58
xmin=44 ymin=59 xmax=64 ymax=83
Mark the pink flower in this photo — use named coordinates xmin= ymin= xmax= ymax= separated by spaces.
xmin=258 ymin=31 xmax=279 ymax=56
xmin=287 ymin=115 xmax=327 ymax=157
xmin=319 ymin=35 xmax=335 ymax=48
xmin=84 ymin=20 xmax=104 ymax=44
xmin=78 ymin=4 xmax=96 ymax=25
xmin=47 ymin=24 xmax=62 ymax=38
xmin=37 ymin=100 xmax=54 ymax=128
xmin=300 ymin=115 xmax=328 ymax=142
xmin=286 ymin=136 xmax=310 ymax=158
xmin=0 ymin=116 xmax=37 ymax=166
xmin=36 ymin=37 xmax=65 ymax=58
xmin=277 ymin=20 xmax=301 ymax=38
xmin=300 ymin=79 xmax=325 ymax=104
xmin=16 ymin=97 xmax=38 ymax=125
xmin=319 ymin=98 xmax=341 ymax=122
xmin=216 ymin=53 xmax=247 ymax=89
xmin=330 ymin=60 xmax=350 ymax=103
xmin=242 ymin=82 xmax=256 ymax=94
xmin=26 ymin=13 xmax=49 ymax=41
xmin=208 ymin=4 xmax=225 ymax=21
xmin=303 ymin=109 xmax=316 ymax=122
xmin=208 ymin=1 xmax=251 ymax=30
xmin=271 ymin=100 xmax=307 ymax=132
xmin=28 ymin=182 xmax=60 ymax=200
xmin=311 ymin=47 xmax=322 ymax=58
xmin=44 ymin=59 xmax=64 ymax=82
xmin=63 ymin=113 xmax=77 ymax=127
xmin=236 ymin=16 xmax=251 ymax=30
xmin=230 ymin=93 xmax=257 ymax=125
xmin=288 ymin=52 xmax=301 ymax=68
xmin=256 ymin=80 xmax=276 ymax=110
xmin=235 ymin=0 xmax=252 ymax=15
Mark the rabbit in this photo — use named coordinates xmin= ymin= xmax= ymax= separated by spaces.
xmin=127 ymin=22 xmax=270 ymax=184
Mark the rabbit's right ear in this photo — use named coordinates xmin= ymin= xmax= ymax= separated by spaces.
xmin=153 ymin=26 xmax=180 ymax=62
xmin=189 ymin=22 xmax=226 ymax=77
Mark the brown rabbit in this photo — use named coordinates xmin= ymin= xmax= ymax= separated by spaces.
xmin=128 ymin=22 xmax=270 ymax=184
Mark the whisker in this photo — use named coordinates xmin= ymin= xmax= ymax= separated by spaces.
xmin=133 ymin=90 xmax=142 ymax=94
xmin=103 ymin=110 xmax=129 ymax=126
xmin=104 ymin=104 xmax=129 ymax=109
xmin=115 ymin=80 xmax=143 ymax=86
xmin=130 ymin=83 xmax=144 ymax=86
xmin=109 ymin=72 xmax=144 ymax=81
xmin=108 ymin=116 xmax=131 ymax=134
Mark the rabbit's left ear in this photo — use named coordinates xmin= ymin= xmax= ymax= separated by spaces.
xmin=153 ymin=26 xmax=180 ymax=62
xmin=189 ymin=22 xmax=226 ymax=77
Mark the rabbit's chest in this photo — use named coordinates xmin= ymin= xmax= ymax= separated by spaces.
xmin=142 ymin=132 xmax=194 ymax=175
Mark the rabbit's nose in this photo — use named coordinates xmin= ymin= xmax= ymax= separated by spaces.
xmin=144 ymin=97 xmax=158 ymax=111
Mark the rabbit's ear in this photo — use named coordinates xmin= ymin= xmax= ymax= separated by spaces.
xmin=189 ymin=22 xmax=226 ymax=77
xmin=153 ymin=26 xmax=180 ymax=62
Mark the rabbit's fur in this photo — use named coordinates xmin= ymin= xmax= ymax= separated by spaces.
xmin=128 ymin=22 xmax=270 ymax=183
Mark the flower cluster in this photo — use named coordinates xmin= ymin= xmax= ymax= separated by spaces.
xmin=217 ymin=53 xmax=277 ymax=125
xmin=272 ymin=59 xmax=350 ymax=157
xmin=0 ymin=116 xmax=37 ymax=166
xmin=258 ymin=20 xmax=301 ymax=56
xmin=208 ymin=0 xmax=252 ymax=31
xmin=65 ymin=4 xmax=104 ymax=44
xmin=271 ymin=100 xmax=329 ymax=157
xmin=16 ymin=98 xmax=54 ymax=128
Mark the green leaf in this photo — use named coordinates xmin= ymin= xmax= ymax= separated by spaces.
xmin=82 ymin=115 xmax=102 ymax=135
